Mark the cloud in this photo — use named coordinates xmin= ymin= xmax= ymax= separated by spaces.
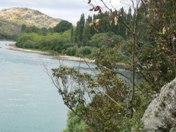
xmin=39 ymin=8 xmax=90 ymax=25
xmin=0 ymin=0 xmax=87 ymax=10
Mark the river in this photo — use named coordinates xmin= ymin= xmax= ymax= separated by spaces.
xmin=0 ymin=41 xmax=93 ymax=132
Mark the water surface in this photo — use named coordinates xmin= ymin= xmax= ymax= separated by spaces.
xmin=0 ymin=41 xmax=92 ymax=132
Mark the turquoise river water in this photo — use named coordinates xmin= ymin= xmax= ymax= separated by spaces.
xmin=0 ymin=41 xmax=92 ymax=132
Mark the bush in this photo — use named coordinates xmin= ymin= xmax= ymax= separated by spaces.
xmin=89 ymin=32 xmax=124 ymax=48
xmin=53 ymin=20 xmax=72 ymax=33
xmin=79 ymin=46 xmax=92 ymax=56
xmin=63 ymin=111 xmax=88 ymax=132
xmin=23 ymin=40 xmax=36 ymax=48
xmin=66 ymin=47 xmax=78 ymax=56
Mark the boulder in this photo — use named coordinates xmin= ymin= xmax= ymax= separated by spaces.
xmin=142 ymin=78 xmax=176 ymax=132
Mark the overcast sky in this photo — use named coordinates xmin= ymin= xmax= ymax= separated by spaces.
xmin=0 ymin=0 xmax=130 ymax=25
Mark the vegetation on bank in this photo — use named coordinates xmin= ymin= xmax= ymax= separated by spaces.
xmin=52 ymin=0 xmax=176 ymax=131
xmin=63 ymin=111 xmax=88 ymax=132
xmin=13 ymin=8 xmax=132 ymax=59
xmin=1 ymin=0 xmax=176 ymax=131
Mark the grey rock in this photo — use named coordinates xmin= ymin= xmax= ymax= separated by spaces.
xmin=142 ymin=78 xmax=176 ymax=132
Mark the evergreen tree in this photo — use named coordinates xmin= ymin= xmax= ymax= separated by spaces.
xmin=70 ymin=27 xmax=74 ymax=43
xmin=74 ymin=14 xmax=85 ymax=46
xmin=98 ymin=12 xmax=111 ymax=32
xmin=117 ymin=8 xmax=127 ymax=39
xmin=82 ymin=16 xmax=94 ymax=46
xmin=21 ymin=24 xmax=27 ymax=32
xmin=53 ymin=20 xmax=72 ymax=33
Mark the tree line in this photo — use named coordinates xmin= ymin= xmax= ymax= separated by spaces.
xmin=15 ymin=8 xmax=134 ymax=58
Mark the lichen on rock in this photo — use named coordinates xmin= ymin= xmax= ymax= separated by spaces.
xmin=142 ymin=78 xmax=176 ymax=132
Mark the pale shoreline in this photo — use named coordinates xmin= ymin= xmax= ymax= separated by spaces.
xmin=8 ymin=44 xmax=95 ymax=63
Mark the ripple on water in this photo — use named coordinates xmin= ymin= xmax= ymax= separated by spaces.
xmin=0 ymin=41 xmax=68 ymax=132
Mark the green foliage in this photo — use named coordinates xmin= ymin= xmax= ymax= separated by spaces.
xmin=16 ymin=33 xmax=41 ymax=48
xmin=82 ymin=16 xmax=95 ymax=46
xmin=74 ymin=14 xmax=85 ymax=45
xmin=53 ymin=1 xmax=176 ymax=131
xmin=21 ymin=25 xmax=49 ymax=35
xmin=23 ymin=26 xmax=40 ymax=33
xmin=0 ymin=32 xmax=17 ymax=40
xmin=10 ymin=2 xmax=176 ymax=131
xmin=66 ymin=46 xmax=78 ymax=56
xmin=98 ymin=12 xmax=111 ymax=32
xmin=116 ymin=8 xmax=127 ymax=39
xmin=16 ymin=32 xmax=72 ymax=53
xmin=14 ymin=10 xmax=136 ymax=59
xmin=52 ymin=66 xmax=131 ymax=131
xmin=136 ymin=0 xmax=176 ymax=92
xmin=63 ymin=111 xmax=88 ymax=132
xmin=52 ymin=64 xmax=153 ymax=131
xmin=54 ymin=20 xmax=72 ymax=33
xmin=22 ymin=40 xmax=36 ymax=48
xmin=21 ymin=24 xmax=27 ymax=32
xmin=79 ymin=46 xmax=92 ymax=56
xmin=89 ymin=32 xmax=123 ymax=48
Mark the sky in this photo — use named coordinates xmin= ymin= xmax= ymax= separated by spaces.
xmin=0 ymin=0 xmax=130 ymax=25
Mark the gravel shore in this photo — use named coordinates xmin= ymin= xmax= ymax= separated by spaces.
xmin=8 ymin=45 xmax=95 ymax=63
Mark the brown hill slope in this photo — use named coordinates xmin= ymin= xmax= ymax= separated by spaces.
xmin=0 ymin=7 xmax=62 ymax=35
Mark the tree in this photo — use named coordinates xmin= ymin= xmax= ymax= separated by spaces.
xmin=38 ymin=27 xmax=48 ymax=35
xmin=52 ymin=0 xmax=176 ymax=131
xmin=52 ymin=66 xmax=132 ymax=131
xmin=89 ymin=32 xmax=123 ymax=48
xmin=24 ymin=26 xmax=39 ymax=33
xmin=53 ymin=20 xmax=72 ymax=33
xmin=63 ymin=111 xmax=88 ymax=132
xmin=21 ymin=24 xmax=27 ymax=32
xmin=52 ymin=1 xmax=143 ymax=131
xmin=82 ymin=16 xmax=94 ymax=45
xmin=136 ymin=0 xmax=176 ymax=91
xmin=74 ymin=14 xmax=85 ymax=46
xmin=116 ymin=8 xmax=127 ymax=39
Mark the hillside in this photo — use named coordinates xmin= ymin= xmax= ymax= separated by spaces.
xmin=0 ymin=7 xmax=61 ymax=34
xmin=0 ymin=19 xmax=21 ymax=34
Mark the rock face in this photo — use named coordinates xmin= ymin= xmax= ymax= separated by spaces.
xmin=142 ymin=78 xmax=176 ymax=132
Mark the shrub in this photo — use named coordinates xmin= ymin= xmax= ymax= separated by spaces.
xmin=66 ymin=47 xmax=78 ymax=56
xmin=79 ymin=46 xmax=92 ymax=56
xmin=23 ymin=40 xmax=36 ymax=48
xmin=63 ymin=111 xmax=88 ymax=132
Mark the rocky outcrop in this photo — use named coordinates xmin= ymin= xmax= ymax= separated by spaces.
xmin=142 ymin=78 xmax=176 ymax=132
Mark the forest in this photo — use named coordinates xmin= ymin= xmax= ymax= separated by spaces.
xmin=15 ymin=8 xmax=134 ymax=59
xmin=5 ymin=0 xmax=176 ymax=131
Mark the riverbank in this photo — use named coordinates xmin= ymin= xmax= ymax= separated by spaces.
xmin=8 ymin=44 xmax=95 ymax=63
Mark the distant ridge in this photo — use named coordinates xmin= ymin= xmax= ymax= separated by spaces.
xmin=0 ymin=7 xmax=62 ymax=34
